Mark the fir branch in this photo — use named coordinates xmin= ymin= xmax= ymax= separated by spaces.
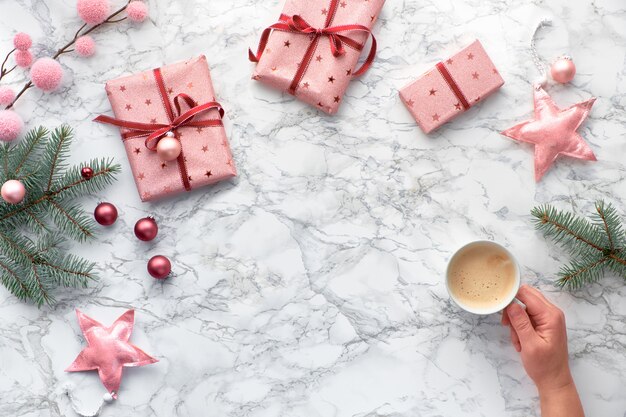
xmin=532 ymin=201 xmax=626 ymax=290
xmin=0 ymin=125 xmax=118 ymax=305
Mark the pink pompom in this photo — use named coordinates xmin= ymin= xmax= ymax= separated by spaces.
xmin=0 ymin=110 xmax=23 ymax=142
xmin=75 ymin=35 xmax=96 ymax=57
xmin=77 ymin=0 xmax=110 ymax=25
xmin=13 ymin=32 xmax=32 ymax=51
xmin=15 ymin=50 xmax=33 ymax=68
xmin=0 ymin=87 xmax=15 ymax=106
xmin=126 ymin=1 xmax=148 ymax=22
xmin=30 ymin=58 xmax=64 ymax=92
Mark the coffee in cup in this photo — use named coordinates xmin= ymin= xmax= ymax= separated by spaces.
xmin=446 ymin=241 xmax=520 ymax=314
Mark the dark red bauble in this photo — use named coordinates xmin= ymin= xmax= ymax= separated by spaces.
xmin=94 ymin=202 xmax=118 ymax=226
xmin=134 ymin=217 xmax=158 ymax=241
xmin=81 ymin=167 xmax=94 ymax=179
xmin=147 ymin=255 xmax=171 ymax=279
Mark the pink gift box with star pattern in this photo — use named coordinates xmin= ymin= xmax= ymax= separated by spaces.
xmin=100 ymin=56 xmax=236 ymax=202
xmin=400 ymin=40 xmax=504 ymax=134
xmin=250 ymin=0 xmax=385 ymax=114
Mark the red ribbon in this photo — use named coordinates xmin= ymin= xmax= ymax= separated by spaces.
xmin=249 ymin=0 xmax=377 ymax=95
xmin=94 ymin=68 xmax=224 ymax=191
xmin=436 ymin=62 xmax=470 ymax=110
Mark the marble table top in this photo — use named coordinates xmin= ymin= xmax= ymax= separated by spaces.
xmin=1 ymin=0 xmax=625 ymax=416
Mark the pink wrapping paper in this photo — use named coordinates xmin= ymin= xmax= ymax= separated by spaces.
xmin=103 ymin=56 xmax=236 ymax=202
xmin=400 ymin=40 xmax=504 ymax=134
xmin=252 ymin=0 xmax=385 ymax=114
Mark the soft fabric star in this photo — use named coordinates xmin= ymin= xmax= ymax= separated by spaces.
xmin=501 ymin=86 xmax=596 ymax=181
xmin=66 ymin=309 xmax=158 ymax=398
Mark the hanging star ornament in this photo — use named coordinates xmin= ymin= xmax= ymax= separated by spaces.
xmin=66 ymin=309 xmax=158 ymax=399
xmin=501 ymin=86 xmax=596 ymax=181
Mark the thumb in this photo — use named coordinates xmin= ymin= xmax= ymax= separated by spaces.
xmin=506 ymin=303 xmax=538 ymax=347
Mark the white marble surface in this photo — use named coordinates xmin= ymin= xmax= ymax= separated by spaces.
xmin=1 ymin=0 xmax=626 ymax=416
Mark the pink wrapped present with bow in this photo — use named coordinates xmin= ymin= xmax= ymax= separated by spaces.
xmin=249 ymin=0 xmax=385 ymax=114
xmin=95 ymin=56 xmax=236 ymax=202
xmin=400 ymin=40 xmax=504 ymax=134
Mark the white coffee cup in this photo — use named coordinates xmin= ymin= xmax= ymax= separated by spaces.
xmin=445 ymin=240 xmax=521 ymax=315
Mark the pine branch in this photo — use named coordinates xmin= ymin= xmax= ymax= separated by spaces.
xmin=532 ymin=201 xmax=626 ymax=290
xmin=0 ymin=125 xmax=119 ymax=305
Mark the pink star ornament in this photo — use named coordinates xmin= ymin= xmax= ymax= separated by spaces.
xmin=66 ymin=309 xmax=158 ymax=398
xmin=501 ymin=86 xmax=596 ymax=181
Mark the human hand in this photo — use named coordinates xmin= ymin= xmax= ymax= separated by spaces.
xmin=501 ymin=285 xmax=572 ymax=392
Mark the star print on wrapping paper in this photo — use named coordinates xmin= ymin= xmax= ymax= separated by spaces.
xmin=454 ymin=102 xmax=462 ymax=110
xmin=125 ymin=104 xmax=132 ymax=111
xmin=205 ymin=170 xmax=212 ymax=178
xmin=432 ymin=113 xmax=440 ymax=121
xmin=328 ymin=76 xmax=335 ymax=83
xmin=138 ymin=172 xmax=145 ymax=180
xmin=340 ymin=1 xmax=347 ymax=7
xmin=167 ymin=87 xmax=174 ymax=94
xmin=322 ymin=8 xmax=328 ymax=15
xmin=472 ymin=72 xmax=480 ymax=80
xmin=446 ymin=59 xmax=453 ymax=65
xmin=284 ymin=40 xmax=291 ymax=47
xmin=316 ymin=55 xmax=323 ymax=62
xmin=134 ymin=148 xmax=141 ymax=154
xmin=429 ymin=88 xmax=437 ymax=96
xmin=500 ymin=86 xmax=596 ymax=181
xmin=467 ymin=53 xmax=474 ymax=60
xmin=119 ymin=86 xmax=126 ymax=92
xmin=65 ymin=310 xmax=157 ymax=398
xmin=346 ymin=69 xmax=352 ymax=76
xmin=161 ymin=162 xmax=167 ymax=169
xmin=196 ymin=127 xmax=204 ymax=133
xmin=145 ymin=99 xmax=151 ymax=106
xmin=302 ymin=82 xmax=310 ymax=89
xmin=334 ymin=96 xmax=340 ymax=103
xmin=406 ymin=99 xmax=414 ymax=107
xmin=201 ymin=145 xmax=208 ymax=152
xmin=150 ymin=118 xmax=157 ymax=124
xmin=187 ymin=82 xmax=193 ymax=89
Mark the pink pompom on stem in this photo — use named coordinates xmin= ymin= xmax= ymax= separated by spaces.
xmin=30 ymin=58 xmax=64 ymax=92
xmin=13 ymin=32 xmax=33 ymax=51
xmin=15 ymin=50 xmax=33 ymax=68
xmin=0 ymin=87 xmax=15 ymax=106
xmin=75 ymin=36 xmax=96 ymax=57
xmin=126 ymin=1 xmax=148 ymax=22
xmin=77 ymin=0 xmax=110 ymax=25
xmin=0 ymin=110 xmax=23 ymax=141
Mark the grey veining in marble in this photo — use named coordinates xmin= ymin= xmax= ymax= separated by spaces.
xmin=1 ymin=0 xmax=626 ymax=416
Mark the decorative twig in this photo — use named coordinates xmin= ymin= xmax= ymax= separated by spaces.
xmin=5 ymin=1 xmax=131 ymax=110
xmin=0 ymin=48 xmax=17 ymax=81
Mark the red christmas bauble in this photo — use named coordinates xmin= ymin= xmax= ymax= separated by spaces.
xmin=147 ymin=255 xmax=171 ymax=279
xmin=134 ymin=217 xmax=158 ymax=241
xmin=81 ymin=166 xmax=94 ymax=179
xmin=94 ymin=202 xmax=118 ymax=226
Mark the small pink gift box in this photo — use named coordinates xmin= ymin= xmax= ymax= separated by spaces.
xmin=96 ymin=56 xmax=236 ymax=202
xmin=249 ymin=0 xmax=385 ymax=114
xmin=400 ymin=40 xmax=504 ymax=134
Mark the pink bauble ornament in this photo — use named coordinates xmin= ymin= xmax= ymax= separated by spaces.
xmin=15 ymin=50 xmax=33 ymax=68
xmin=0 ymin=110 xmax=23 ymax=142
xmin=147 ymin=255 xmax=171 ymax=279
xmin=1 ymin=179 xmax=26 ymax=204
xmin=134 ymin=217 xmax=158 ymax=241
xmin=30 ymin=58 xmax=64 ymax=92
xmin=550 ymin=56 xmax=576 ymax=84
xmin=13 ymin=32 xmax=32 ymax=51
xmin=0 ymin=87 xmax=15 ymax=106
xmin=77 ymin=0 xmax=110 ymax=24
xmin=94 ymin=202 xmax=118 ymax=226
xmin=156 ymin=135 xmax=181 ymax=161
xmin=75 ymin=35 xmax=96 ymax=57
xmin=126 ymin=1 xmax=148 ymax=22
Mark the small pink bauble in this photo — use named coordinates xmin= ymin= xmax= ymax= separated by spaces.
xmin=94 ymin=202 xmax=118 ymax=226
xmin=1 ymin=180 xmax=26 ymax=204
xmin=77 ymin=0 xmax=110 ymax=24
xmin=550 ymin=56 xmax=576 ymax=84
xmin=30 ymin=58 xmax=64 ymax=92
xmin=156 ymin=136 xmax=181 ymax=161
xmin=0 ymin=110 xmax=23 ymax=142
xmin=13 ymin=32 xmax=32 ymax=51
xmin=75 ymin=35 xmax=96 ymax=57
xmin=15 ymin=50 xmax=33 ymax=68
xmin=147 ymin=255 xmax=171 ymax=279
xmin=0 ymin=87 xmax=15 ymax=106
xmin=126 ymin=1 xmax=148 ymax=22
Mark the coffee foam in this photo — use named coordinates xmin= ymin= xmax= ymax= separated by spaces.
xmin=448 ymin=242 xmax=517 ymax=310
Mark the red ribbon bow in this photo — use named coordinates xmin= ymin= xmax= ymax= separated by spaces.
xmin=94 ymin=68 xmax=225 ymax=192
xmin=249 ymin=0 xmax=377 ymax=95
